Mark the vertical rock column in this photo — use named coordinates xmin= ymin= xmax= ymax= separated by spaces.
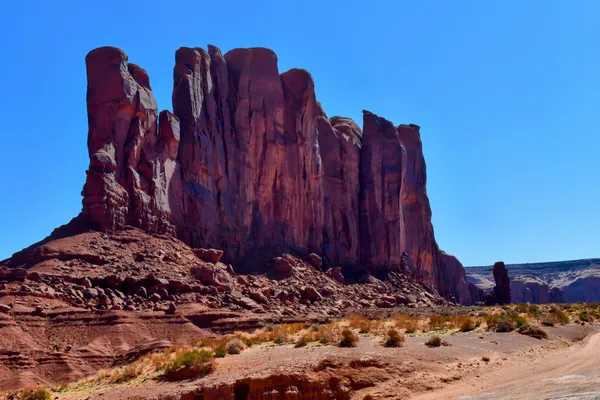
xmin=82 ymin=47 xmax=180 ymax=234
xmin=359 ymin=111 xmax=407 ymax=275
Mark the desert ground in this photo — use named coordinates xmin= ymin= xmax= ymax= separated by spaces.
xmin=2 ymin=303 xmax=599 ymax=400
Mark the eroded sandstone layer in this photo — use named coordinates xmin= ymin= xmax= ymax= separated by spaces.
xmin=79 ymin=45 xmax=478 ymax=304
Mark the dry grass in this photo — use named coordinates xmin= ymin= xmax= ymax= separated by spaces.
xmin=384 ymin=329 xmax=405 ymax=347
xmin=339 ymin=328 xmax=359 ymax=347
xmin=108 ymin=363 xmax=143 ymax=384
xmin=393 ymin=315 xmax=422 ymax=333
xmin=4 ymin=387 xmax=53 ymax=400
xmin=21 ymin=303 xmax=594 ymax=396
xmin=517 ymin=324 xmax=548 ymax=339
xmin=425 ymin=335 xmax=443 ymax=347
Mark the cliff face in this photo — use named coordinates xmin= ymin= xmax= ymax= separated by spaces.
xmin=80 ymin=45 xmax=478 ymax=304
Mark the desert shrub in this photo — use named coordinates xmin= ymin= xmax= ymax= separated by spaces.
xmin=481 ymin=356 xmax=490 ymax=362
xmin=271 ymin=328 xmax=290 ymax=345
xmin=528 ymin=305 xmax=540 ymax=315
xmin=578 ymin=311 xmax=594 ymax=323
xmin=198 ymin=336 xmax=228 ymax=357
xmin=484 ymin=314 xmax=525 ymax=332
xmin=235 ymin=333 xmax=254 ymax=348
xmin=295 ymin=332 xmax=313 ymax=348
xmin=394 ymin=315 xmax=421 ymax=333
xmin=384 ymin=329 xmax=405 ymax=347
xmin=425 ymin=335 xmax=443 ymax=347
xmin=515 ymin=303 xmax=529 ymax=313
xmin=428 ymin=315 xmax=450 ymax=330
xmin=108 ymin=363 xmax=143 ymax=384
xmin=339 ymin=328 xmax=359 ymax=347
xmin=517 ymin=324 xmax=548 ymax=339
xmin=542 ymin=307 xmax=569 ymax=326
xmin=316 ymin=323 xmax=339 ymax=344
xmin=456 ymin=316 xmax=478 ymax=332
xmin=162 ymin=349 xmax=214 ymax=380
xmin=348 ymin=314 xmax=370 ymax=330
xmin=20 ymin=388 xmax=52 ymax=400
xmin=226 ymin=338 xmax=245 ymax=355
xmin=587 ymin=302 xmax=599 ymax=310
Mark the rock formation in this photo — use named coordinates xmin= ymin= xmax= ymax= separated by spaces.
xmin=78 ymin=45 xmax=478 ymax=304
xmin=510 ymin=275 xmax=549 ymax=304
xmin=492 ymin=261 xmax=511 ymax=305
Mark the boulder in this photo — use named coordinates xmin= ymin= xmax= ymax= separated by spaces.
xmin=307 ymin=253 xmax=322 ymax=269
xmin=193 ymin=249 xmax=224 ymax=264
xmin=191 ymin=263 xmax=232 ymax=290
xmin=301 ymin=286 xmax=323 ymax=302
xmin=271 ymin=258 xmax=294 ymax=280
xmin=326 ymin=267 xmax=345 ymax=284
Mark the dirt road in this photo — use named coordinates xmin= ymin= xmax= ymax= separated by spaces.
xmin=413 ymin=331 xmax=600 ymax=400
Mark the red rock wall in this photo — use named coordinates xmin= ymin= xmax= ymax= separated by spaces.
xmin=80 ymin=45 xmax=479 ymax=303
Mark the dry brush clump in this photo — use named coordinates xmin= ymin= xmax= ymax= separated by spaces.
xmin=425 ymin=335 xmax=444 ymax=347
xmin=517 ymin=324 xmax=548 ymax=339
xmin=384 ymin=329 xmax=405 ymax=347
xmin=393 ymin=314 xmax=422 ymax=333
xmin=2 ymin=387 xmax=52 ymax=400
xmin=339 ymin=328 xmax=359 ymax=347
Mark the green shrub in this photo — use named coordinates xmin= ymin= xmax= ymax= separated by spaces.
xmin=162 ymin=349 xmax=215 ymax=380
xmin=21 ymin=388 xmax=52 ymax=400
xmin=484 ymin=314 xmax=525 ymax=332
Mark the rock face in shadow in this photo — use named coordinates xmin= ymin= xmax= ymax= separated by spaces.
xmin=511 ymin=275 xmax=550 ymax=304
xmin=77 ymin=45 xmax=478 ymax=304
xmin=492 ymin=261 xmax=511 ymax=305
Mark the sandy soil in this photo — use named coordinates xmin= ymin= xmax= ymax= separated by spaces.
xmin=52 ymin=324 xmax=599 ymax=400
xmin=414 ymin=327 xmax=600 ymax=400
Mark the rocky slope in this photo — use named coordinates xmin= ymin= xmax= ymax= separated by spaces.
xmin=466 ymin=258 xmax=600 ymax=303
xmin=74 ymin=45 xmax=478 ymax=304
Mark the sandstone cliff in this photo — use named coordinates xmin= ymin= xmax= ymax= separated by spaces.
xmin=79 ymin=45 xmax=478 ymax=304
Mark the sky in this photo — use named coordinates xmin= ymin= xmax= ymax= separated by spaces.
xmin=0 ymin=0 xmax=598 ymax=266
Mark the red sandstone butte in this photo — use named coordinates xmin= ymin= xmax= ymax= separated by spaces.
xmin=78 ymin=45 xmax=479 ymax=304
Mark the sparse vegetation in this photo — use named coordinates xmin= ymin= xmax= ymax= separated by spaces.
xmin=17 ymin=302 xmax=595 ymax=397
xmin=339 ymin=328 xmax=359 ymax=347
xmin=19 ymin=388 xmax=52 ymax=400
xmin=425 ymin=335 xmax=443 ymax=347
xmin=109 ymin=363 xmax=143 ymax=384
xmin=162 ymin=349 xmax=215 ymax=380
xmin=384 ymin=329 xmax=405 ymax=347
xmin=517 ymin=324 xmax=548 ymax=339
xmin=226 ymin=338 xmax=245 ymax=355
xmin=484 ymin=313 xmax=525 ymax=332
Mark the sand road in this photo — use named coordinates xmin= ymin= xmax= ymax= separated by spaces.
xmin=413 ymin=331 xmax=600 ymax=400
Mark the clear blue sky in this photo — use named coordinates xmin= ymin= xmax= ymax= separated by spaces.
xmin=1 ymin=1 xmax=598 ymax=266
